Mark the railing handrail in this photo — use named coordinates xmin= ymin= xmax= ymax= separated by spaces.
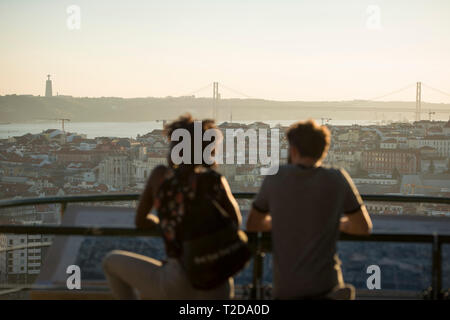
xmin=0 ymin=192 xmax=449 ymax=300
xmin=0 ymin=224 xmax=449 ymax=243
xmin=1 ymin=192 xmax=450 ymax=210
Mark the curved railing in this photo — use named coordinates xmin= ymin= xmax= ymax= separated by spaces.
xmin=1 ymin=193 xmax=450 ymax=210
xmin=1 ymin=193 xmax=450 ymax=300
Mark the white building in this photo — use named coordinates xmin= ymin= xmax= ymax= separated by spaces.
xmin=353 ymin=178 xmax=398 ymax=185
xmin=365 ymin=203 xmax=404 ymax=215
xmin=324 ymin=150 xmax=361 ymax=174
xmin=78 ymin=142 xmax=97 ymax=151
xmin=408 ymin=136 xmax=450 ymax=157
xmin=98 ymin=155 xmax=133 ymax=190
xmin=420 ymin=158 xmax=448 ymax=174
xmin=380 ymin=139 xmax=398 ymax=149
xmin=5 ymin=232 xmax=52 ymax=283
xmin=133 ymin=156 xmax=166 ymax=185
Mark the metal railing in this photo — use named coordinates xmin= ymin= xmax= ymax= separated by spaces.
xmin=1 ymin=193 xmax=450 ymax=299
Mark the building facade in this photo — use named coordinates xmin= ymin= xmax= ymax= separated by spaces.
xmin=98 ymin=155 xmax=133 ymax=189
xmin=361 ymin=149 xmax=419 ymax=175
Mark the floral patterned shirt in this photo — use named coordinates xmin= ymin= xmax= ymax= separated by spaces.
xmin=154 ymin=167 xmax=225 ymax=258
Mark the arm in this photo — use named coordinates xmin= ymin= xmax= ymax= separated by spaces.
xmin=218 ymin=176 xmax=242 ymax=226
xmin=246 ymin=207 xmax=272 ymax=232
xmin=246 ymin=176 xmax=272 ymax=232
xmin=135 ymin=165 xmax=167 ymax=229
xmin=340 ymin=205 xmax=373 ymax=235
xmin=339 ymin=168 xmax=373 ymax=236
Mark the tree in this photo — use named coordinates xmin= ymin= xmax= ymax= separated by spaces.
xmin=392 ymin=168 xmax=401 ymax=180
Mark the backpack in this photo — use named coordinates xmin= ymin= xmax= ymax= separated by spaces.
xmin=156 ymin=168 xmax=251 ymax=290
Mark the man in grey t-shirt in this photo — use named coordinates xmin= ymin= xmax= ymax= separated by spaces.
xmin=247 ymin=120 xmax=372 ymax=299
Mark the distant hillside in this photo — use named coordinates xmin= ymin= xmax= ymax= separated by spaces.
xmin=1 ymin=95 xmax=449 ymax=122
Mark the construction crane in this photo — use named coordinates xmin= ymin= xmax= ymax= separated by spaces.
xmin=57 ymin=118 xmax=70 ymax=133
xmin=35 ymin=118 xmax=71 ymax=133
xmin=428 ymin=110 xmax=436 ymax=121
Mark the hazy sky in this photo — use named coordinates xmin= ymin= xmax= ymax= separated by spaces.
xmin=1 ymin=0 xmax=450 ymax=102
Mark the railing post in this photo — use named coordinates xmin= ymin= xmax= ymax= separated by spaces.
xmin=251 ymin=232 xmax=264 ymax=300
xmin=431 ymin=233 xmax=442 ymax=300
xmin=60 ymin=202 xmax=67 ymax=218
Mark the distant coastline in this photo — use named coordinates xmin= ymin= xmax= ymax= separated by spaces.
xmin=1 ymin=94 xmax=449 ymax=123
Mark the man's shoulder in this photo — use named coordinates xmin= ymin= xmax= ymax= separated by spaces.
xmin=264 ymin=165 xmax=350 ymax=186
xmin=272 ymin=164 xmax=298 ymax=177
xmin=276 ymin=164 xmax=344 ymax=175
xmin=318 ymin=165 xmax=350 ymax=182
xmin=319 ymin=165 xmax=345 ymax=175
xmin=259 ymin=165 xmax=291 ymax=185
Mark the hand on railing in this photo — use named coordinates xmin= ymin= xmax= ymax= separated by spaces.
xmin=136 ymin=214 xmax=160 ymax=230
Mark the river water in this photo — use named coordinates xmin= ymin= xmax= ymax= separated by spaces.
xmin=0 ymin=119 xmax=382 ymax=139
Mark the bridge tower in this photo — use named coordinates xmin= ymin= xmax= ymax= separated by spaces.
xmin=415 ymin=82 xmax=421 ymax=122
xmin=212 ymin=82 xmax=220 ymax=119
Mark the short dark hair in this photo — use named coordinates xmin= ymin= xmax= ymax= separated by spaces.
xmin=286 ymin=120 xmax=330 ymax=160
xmin=164 ymin=113 xmax=220 ymax=168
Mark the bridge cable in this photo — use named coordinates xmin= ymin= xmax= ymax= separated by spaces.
xmin=219 ymin=83 xmax=254 ymax=99
xmin=365 ymin=83 xmax=416 ymax=102
xmin=179 ymin=83 xmax=213 ymax=97
xmin=422 ymin=83 xmax=450 ymax=99
xmin=333 ymin=83 xmax=416 ymax=108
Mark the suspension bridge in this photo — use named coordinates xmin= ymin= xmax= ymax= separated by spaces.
xmin=179 ymin=81 xmax=450 ymax=121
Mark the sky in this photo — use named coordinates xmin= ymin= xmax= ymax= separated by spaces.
xmin=1 ymin=0 xmax=450 ymax=102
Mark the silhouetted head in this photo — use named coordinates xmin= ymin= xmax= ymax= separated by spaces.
xmin=287 ymin=119 xmax=330 ymax=165
xmin=164 ymin=113 xmax=221 ymax=170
